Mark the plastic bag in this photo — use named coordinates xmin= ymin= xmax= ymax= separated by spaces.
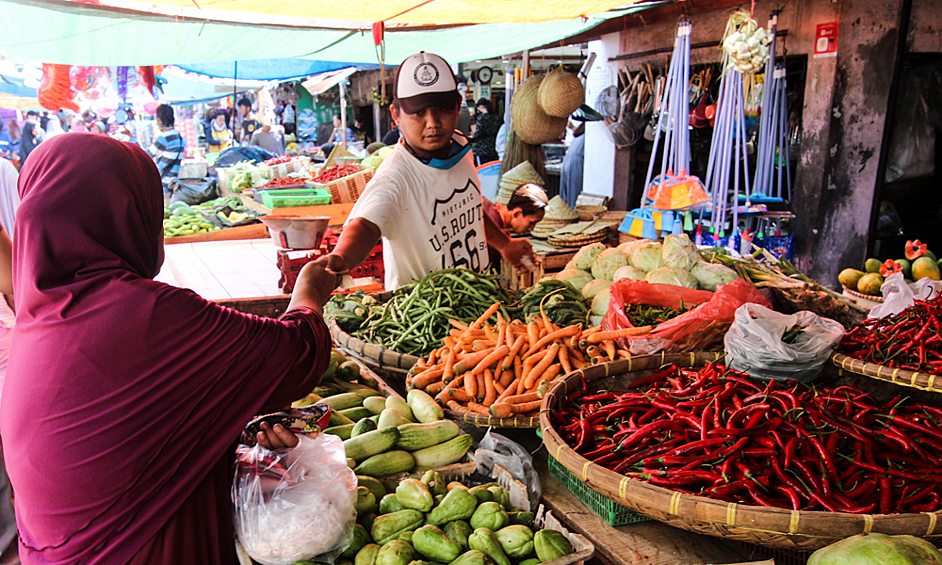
xmin=724 ymin=303 xmax=844 ymax=382
xmin=168 ymin=178 xmax=218 ymax=205
xmin=602 ymin=278 xmax=771 ymax=355
xmin=233 ymin=433 xmax=357 ymax=565
xmin=884 ymin=69 xmax=935 ymax=183
xmin=474 ymin=430 xmax=540 ymax=511
xmin=869 ymin=272 xmax=942 ymax=319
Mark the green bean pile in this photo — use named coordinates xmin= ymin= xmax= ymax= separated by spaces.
xmin=352 ymin=268 xmax=517 ymax=358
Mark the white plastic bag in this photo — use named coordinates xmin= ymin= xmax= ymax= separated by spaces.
xmin=233 ymin=433 xmax=358 ymax=565
xmin=474 ymin=430 xmax=541 ymax=511
xmin=724 ymin=303 xmax=844 ymax=382
xmin=869 ymin=272 xmax=942 ymax=319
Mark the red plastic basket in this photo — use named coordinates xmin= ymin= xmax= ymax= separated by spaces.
xmin=276 ymin=234 xmax=383 ymax=293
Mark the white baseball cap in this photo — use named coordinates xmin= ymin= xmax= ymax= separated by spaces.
xmin=394 ymin=52 xmax=462 ymax=115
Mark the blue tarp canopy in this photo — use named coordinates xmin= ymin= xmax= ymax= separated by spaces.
xmin=175 ymin=59 xmax=377 ymax=80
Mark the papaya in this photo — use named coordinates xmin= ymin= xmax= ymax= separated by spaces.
xmin=864 ymin=258 xmax=882 ymax=273
xmin=913 ymin=257 xmax=941 ymax=281
xmin=857 ymin=272 xmax=884 ymax=296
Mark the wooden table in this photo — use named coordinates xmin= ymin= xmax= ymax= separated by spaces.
xmin=500 ymin=238 xmax=580 ymax=291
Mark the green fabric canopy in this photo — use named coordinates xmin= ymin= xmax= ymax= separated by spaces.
xmin=0 ymin=0 xmax=655 ymax=66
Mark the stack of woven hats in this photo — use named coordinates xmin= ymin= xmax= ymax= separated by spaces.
xmin=497 ymin=161 xmax=545 ymax=206
xmin=531 ymin=196 xmax=579 ymax=238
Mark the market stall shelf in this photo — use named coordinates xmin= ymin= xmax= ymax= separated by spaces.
xmin=831 ymin=352 xmax=942 ymax=394
xmin=540 ymin=355 xmax=942 ymax=551
xmin=164 ymin=222 xmax=269 ymax=244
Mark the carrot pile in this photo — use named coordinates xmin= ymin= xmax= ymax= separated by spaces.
xmin=406 ymin=302 xmax=652 ymax=419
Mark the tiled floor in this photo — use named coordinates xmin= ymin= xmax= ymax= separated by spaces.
xmin=156 ymin=239 xmax=286 ymax=300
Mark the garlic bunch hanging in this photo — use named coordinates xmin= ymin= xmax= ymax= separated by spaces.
xmin=722 ymin=11 xmax=774 ymax=75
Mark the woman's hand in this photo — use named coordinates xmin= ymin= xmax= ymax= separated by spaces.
xmin=256 ymin=421 xmax=320 ymax=450
xmin=287 ymin=256 xmax=340 ymax=314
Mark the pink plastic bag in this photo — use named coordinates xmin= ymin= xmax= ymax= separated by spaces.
xmin=602 ymin=278 xmax=771 ymax=355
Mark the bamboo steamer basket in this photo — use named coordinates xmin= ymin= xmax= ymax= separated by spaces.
xmin=329 ymin=315 xmax=420 ymax=379
xmin=538 ymin=68 xmax=585 ymax=118
xmin=512 ymin=76 xmax=568 ymax=145
xmin=540 ymin=354 xmax=942 ymax=551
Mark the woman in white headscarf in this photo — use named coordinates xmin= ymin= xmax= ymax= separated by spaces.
xmin=45 ymin=115 xmax=65 ymax=139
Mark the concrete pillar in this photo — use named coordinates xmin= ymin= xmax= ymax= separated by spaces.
xmin=791 ymin=0 xmax=909 ymax=284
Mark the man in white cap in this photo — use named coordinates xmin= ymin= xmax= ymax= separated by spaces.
xmin=328 ymin=52 xmax=534 ymax=290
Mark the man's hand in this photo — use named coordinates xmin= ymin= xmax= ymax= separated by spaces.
xmin=499 ymin=238 xmax=537 ymax=274
xmin=288 ymin=256 xmax=340 ymax=314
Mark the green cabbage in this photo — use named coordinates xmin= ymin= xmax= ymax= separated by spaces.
xmin=591 ymin=249 xmax=628 ymax=280
xmin=662 ymin=234 xmax=698 ymax=271
xmin=591 ymin=287 xmax=611 ymax=317
xmin=582 ymin=279 xmax=612 ymax=299
xmin=645 ymin=266 xmax=699 ymax=289
xmin=630 ymin=242 xmax=666 ymax=273
xmin=808 ymin=533 xmax=942 ymax=565
xmin=589 ymin=315 xmax=604 ymax=328
xmin=555 ymin=269 xmax=592 ymax=292
xmin=690 ymin=262 xmax=739 ymax=291
xmin=571 ymin=243 xmax=606 ymax=271
xmin=612 ymin=265 xmax=646 ymax=282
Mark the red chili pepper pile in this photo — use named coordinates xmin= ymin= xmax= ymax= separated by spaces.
xmin=312 ymin=164 xmax=361 ymax=184
xmin=554 ymin=362 xmax=942 ymax=514
xmin=841 ymin=294 xmax=942 ymax=373
xmin=262 ymin=176 xmax=305 ymax=189
xmin=263 ymin=155 xmax=293 ymax=166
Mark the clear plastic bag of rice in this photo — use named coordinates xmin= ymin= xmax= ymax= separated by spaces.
xmin=233 ymin=433 xmax=357 ymax=565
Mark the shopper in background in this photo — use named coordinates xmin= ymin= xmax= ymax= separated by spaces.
xmin=329 ymin=114 xmax=356 ymax=145
xmin=237 ymin=98 xmax=260 ymax=145
xmin=381 ymin=110 xmax=401 ymax=146
xmin=470 ymin=98 xmax=500 ymax=165
xmin=3 ymin=133 xmax=340 ymax=564
xmin=495 ymin=122 xmax=508 ymax=161
xmin=328 ymin=52 xmax=534 ymax=290
xmin=207 ymin=111 xmax=231 ymax=153
xmin=44 ymin=115 xmax=64 ymax=139
xmin=250 ymin=114 xmax=286 ymax=156
xmin=18 ymin=111 xmax=44 ymax=166
xmin=456 ymin=84 xmax=471 ymax=136
xmin=91 ymin=121 xmax=108 ymax=135
xmin=148 ymin=104 xmax=185 ymax=191
xmin=560 ymin=123 xmax=585 ymax=209
xmin=282 ymin=99 xmax=297 ymax=137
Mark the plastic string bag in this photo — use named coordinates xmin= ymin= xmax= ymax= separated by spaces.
xmin=474 ymin=430 xmax=541 ymax=511
xmin=232 ymin=433 xmax=357 ymax=565
xmin=725 ymin=303 xmax=844 ymax=383
xmin=869 ymin=272 xmax=942 ymax=320
xmin=602 ymin=278 xmax=770 ymax=356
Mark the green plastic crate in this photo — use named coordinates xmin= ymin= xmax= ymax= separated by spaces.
xmin=261 ymin=188 xmax=331 ymax=208
xmin=548 ymin=454 xmax=651 ymax=527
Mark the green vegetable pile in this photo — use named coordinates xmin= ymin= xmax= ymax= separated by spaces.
xmin=328 ymin=268 xmax=516 ymax=358
xmin=508 ymin=281 xmax=589 ymax=328
xmin=623 ymin=303 xmax=686 ymax=328
xmin=341 ymin=472 xmax=576 ymax=565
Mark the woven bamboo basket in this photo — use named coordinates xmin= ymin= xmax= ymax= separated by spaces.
xmin=841 ymin=285 xmax=884 ymax=303
xmin=404 ymin=372 xmax=540 ymax=428
xmin=575 ymin=205 xmax=607 ymax=222
xmin=512 ymin=76 xmax=568 ymax=145
xmin=538 ymin=68 xmax=585 ymax=119
xmin=548 ymin=232 xmax=608 ymax=248
xmin=540 ymin=354 xmax=942 ymax=551
xmin=329 ymin=318 xmax=420 ymax=379
xmin=831 ymin=352 xmax=942 ymax=394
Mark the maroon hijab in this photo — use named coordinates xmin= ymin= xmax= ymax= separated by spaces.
xmin=2 ymin=133 xmax=329 ymax=563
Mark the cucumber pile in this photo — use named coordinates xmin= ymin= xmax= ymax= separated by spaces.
xmin=163 ymin=197 xmax=255 ymax=237
xmin=294 ymin=350 xmax=473 ymax=477
xmin=337 ymin=472 xmax=577 ymax=565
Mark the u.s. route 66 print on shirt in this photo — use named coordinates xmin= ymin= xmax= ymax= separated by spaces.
xmin=429 ymin=180 xmax=486 ymax=272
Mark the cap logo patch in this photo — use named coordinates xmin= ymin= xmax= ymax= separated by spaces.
xmin=414 ymin=63 xmax=440 ymax=87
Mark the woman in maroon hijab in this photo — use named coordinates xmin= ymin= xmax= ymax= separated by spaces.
xmin=1 ymin=133 xmax=339 ymax=563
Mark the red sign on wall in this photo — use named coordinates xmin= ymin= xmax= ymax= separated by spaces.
xmin=814 ymin=22 xmax=839 ymax=58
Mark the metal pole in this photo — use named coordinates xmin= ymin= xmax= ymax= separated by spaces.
xmin=340 ymin=80 xmax=348 ymax=150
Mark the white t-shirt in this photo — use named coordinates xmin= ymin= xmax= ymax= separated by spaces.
xmin=346 ymin=138 xmax=486 ymax=290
